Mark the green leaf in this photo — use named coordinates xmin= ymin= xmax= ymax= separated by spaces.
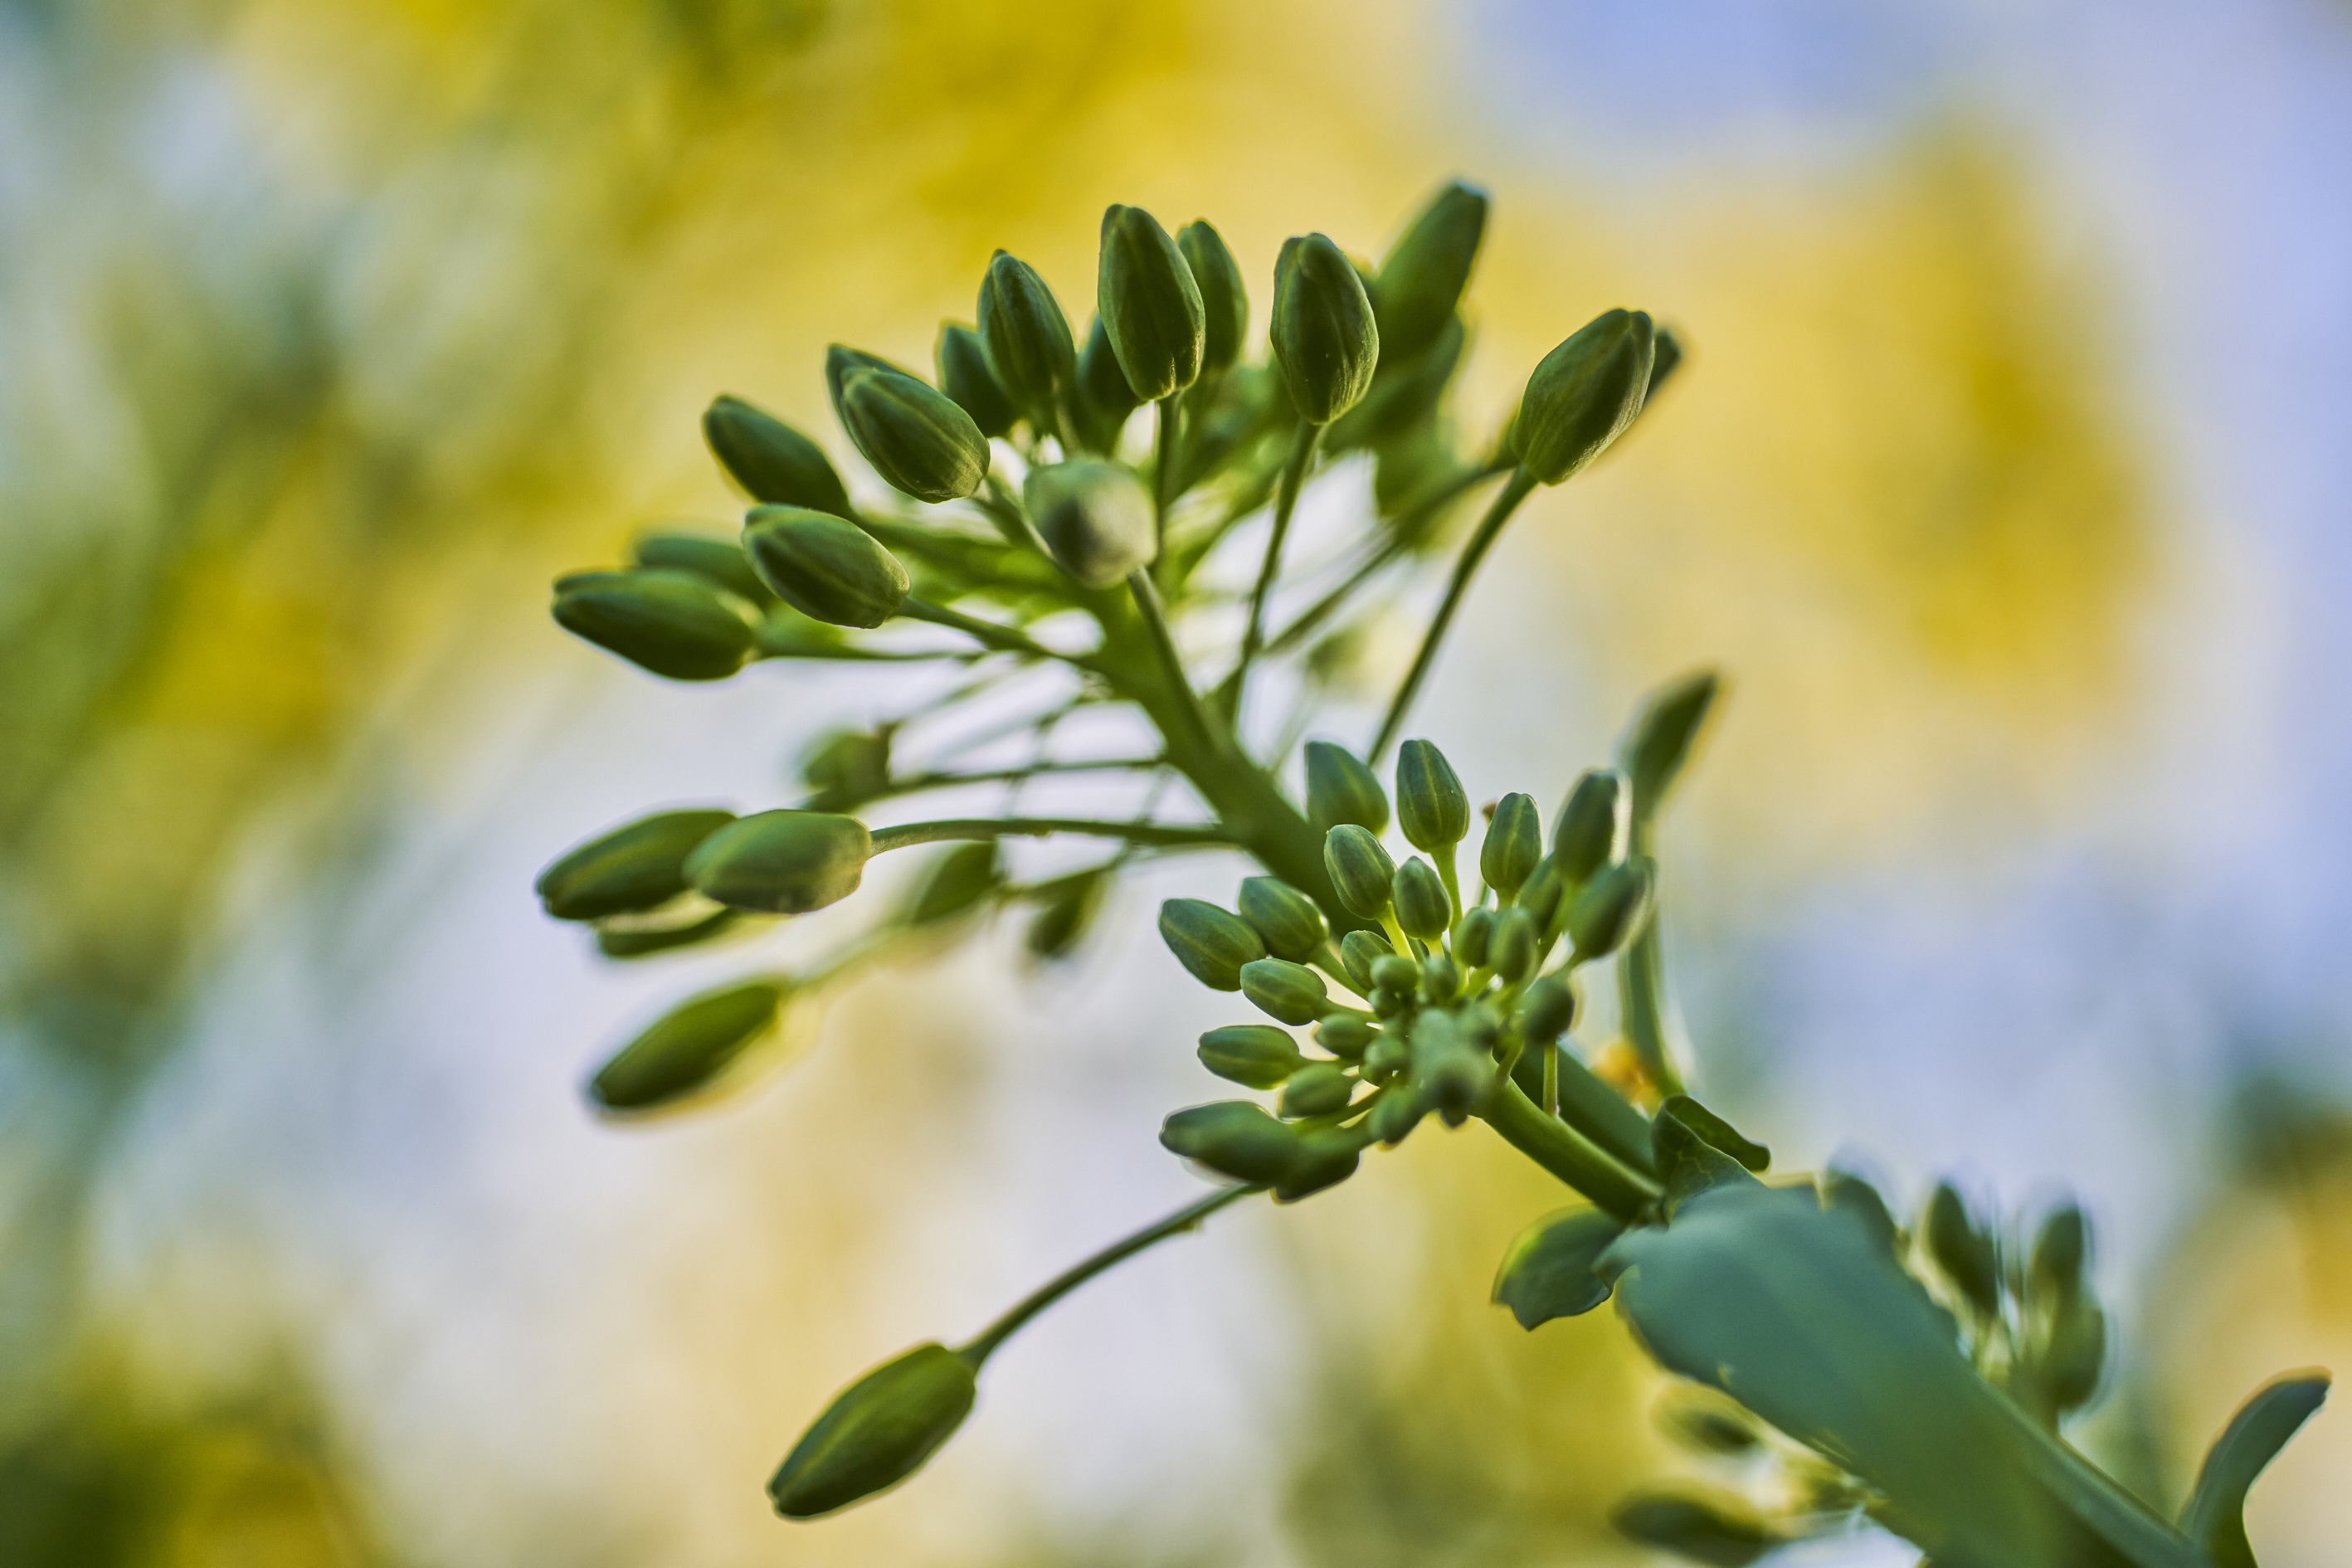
xmin=2179 ymin=1372 xmax=2330 ymax=1568
xmin=1601 ymin=1183 xmax=2208 ymax=1568
xmin=1493 ymin=1204 xmax=1625 ymax=1329
xmin=1657 ymin=1094 xmax=1769 ymax=1172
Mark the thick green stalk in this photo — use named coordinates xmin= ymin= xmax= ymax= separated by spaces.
xmin=1477 ymin=1081 xmax=1658 ymax=1222
xmin=1370 ymin=466 xmax=1540 ymax=761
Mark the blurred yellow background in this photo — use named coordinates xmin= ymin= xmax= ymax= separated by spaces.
xmin=3 ymin=0 xmax=2345 ymax=1563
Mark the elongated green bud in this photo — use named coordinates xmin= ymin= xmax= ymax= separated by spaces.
xmin=1371 ymin=953 xmax=1419 ymax=993
xmin=1551 ymin=769 xmax=1622 ymax=885
xmin=935 ymin=321 xmax=1018 ymax=440
xmin=2029 ymin=1204 xmax=2088 ymax=1303
xmin=801 ymin=727 xmax=892 ymax=803
xmin=684 ymin=811 xmax=873 ymax=914
xmin=1072 ymin=315 xmax=1141 ymax=453
xmin=1926 ymin=1182 xmax=2002 ymax=1317
xmin=1024 ymin=869 xmax=1106 ymax=962
xmin=1372 ymin=178 xmax=1488 ymax=362
xmin=1322 ymin=825 xmax=1397 ymax=919
xmin=1611 ymin=1495 xmax=1777 ymax=1565
xmin=1645 ymin=326 xmax=1685 ymax=401
xmin=1624 ymin=670 xmax=1721 ymax=822
xmin=1317 ymin=1016 xmax=1376 ymax=1059
xmin=553 ymin=570 xmax=758 ymax=681
xmin=1488 ymin=905 xmax=1537 ymax=983
xmin=769 ymin=1342 xmax=976 ymax=1519
xmin=1022 ymin=457 xmax=1157 ymax=588
xmin=1238 ymin=877 xmax=1326 ymax=962
xmin=1157 ymin=898 xmax=1266 ymax=991
xmin=976 ymin=250 xmax=1076 ymax=431
xmin=2043 ymin=1297 xmax=2106 ymax=1413
xmin=1565 ymin=857 xmax=1653 ymax=960
xmin=1271 ymin=233 xmax=1379 ymax=424
xmin=1240 ymin=957 xmax=1330 ymax=1026
xmin=905 ymin=841 xmax=1001 ymax=927
xmin=1339 ymin=929 xmax=1390 ymax=990
xmin=1197 ymin=1024 xmax=1303 ymax=1089
xmin=1326 ymin=315 xmax=1463 ymax=454
xmin=591 ymin=980 xmax=785 ymax=1111
xmin=537 ymin=808 xmax=737 ymax=921
xmin=1177 ymin=219 xmax=1249 ymax=373
xmin=1480 ymin=792 xmax=1541 ymax=898
xmin=1517 ymin=855 xmax=1566 ymax=931
xmin=1395 ymin=738 xmax=1469 ymax=852
xmin=1391 ymin=856 xmax=1450 ymax=941
xmin=1408 ymin=1008 xmax=1489 ymax=1123
xmin=1510 ymin=308 xmax=1656 ymax=485
xmin=1517 ymin=972 xmax=1579 ymax=1041
xmin=596 ymin=909 xmax=738 ymax=961
xmin=1098 ymin=204 xmax=1205 ymax=402
xmin=633 ymin=529 xmax=776 ymax=608
xmin=704 ymin=394 xmax=854 ymax=517
xmin=1304 ymin=740 xmax=1390 ymax=834
xmin=1160 ymin=1100 xmax=1298 ymax=1183
xmin=1452 ymin=907 xmax=1493 ymax=967
xmin=1421 ymin=949 xmax=1461 ymax=1001
xmin=1369 ymin=1087 xmax=1425 ymax=1147
xmin=743 ymin=507 xmax=910 ymax=629
xmin=1274 ymin=1128 xmax=1361 ymax=1201
xmin=831 ymin=357 xmax=991 ymax=504
xmin=1278 ymin=1062 xmax=1353 ymax=1120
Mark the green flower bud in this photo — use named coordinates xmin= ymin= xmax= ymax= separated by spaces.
xmin=1098 ymin=204 xmax=1205 ymax=402
xmin=1240 ymin=957 xmax=1330 ymax=1026
xmin=703 ymin=394 xmax=854 ymax=518
xmin=1371 ymin=953 xmax=1419 ymax=993
xmin=836 ymin=362 xmax=991 ymax=504
xmin=537 ymin=808 xmax=738 ymax=922
xmin=1238 ymin=876 xmax=1326 ymax=963
xmin=1325 ymin=315 xmax=1464 ymax=455
xmin=552 ymin=570 xmax=758 ymax=681
xmin=595 ymin=909 xmax=739 ymax=961
xmin=2029 ymin=1204 xmax=2088 ymax=1303
xmin=1369 ymin=1088 xmax=1425 ymax=1146
xmin=976 ymin=250 xmax=1076 ymax=431
xmin=1645 ymin=325 xmax=1685 ymax=402
xmin=769 ymin=1342 xmax=976 ymax=1519
xmin=1160 ymin=1100 xmax=1298 ymax=1183
xmin=1420 ymin=950 xmax=1461 ymax=1001
xmin=1408 ymin=1009 xmax=1489 ymax=1124
xmin=1177 ymin=219 xmax=1249 ymax=373
xmin=1322 ymin=825 xmax=1397 ymax=919
xmin=1623 ymin=670 xmax=1720 ymax=821
xmin=1371 ymin=178 xmax=1488 ymax=363
xmin=1551 ymin=768 xmax=1623 ymax=885
xmin=1022 ymin=458 xmax=1157 ymax=589
xmin=590 ymin=979 xmax=785 ymax=1112
xmin=1072 ymin=315 xmax=1141 ymax=454
xmin=1610 ymin=1495 xmax=1778 ymax=1566
xmin=1510 ymin=308 xmax=1656 ymax=485
xmin=743 ymin=507 xmax=911 ymax=629
xmin=1516 ymin=972 xmax=1579 ymax=1042
xmin=1157 ymin=898 xmax=1266 ymax=991
xmin=684 ymin=810 xmax=874 ymax=914
xmin=1317 ymin=1015 xmax=1376 ymax=1059
xmin=1452 ymin=907 xmax=1493 ymax=968
xmin=1273 ymin=1127 xmax=1361 ymax=1202
xmin=1339 ymin=929 xmax=1390 ymax=990
xmin=1303 ymin=740 xmax=1390 ymax=835
xmin=1270 ymin=233 xmax=1379 ymax=425
xmin=1395 ymin=738 xmax=1469 ymax=852
xmin=1488 ymin=905 xmax=1537 ymax=983
xmin=801 ymin=727 xmax=893 ymax=805
xmin=1368 ymin=986 xmax=1408 ymax=1020
xmin=904 ymin=841 xmax=1001 ymax=927
xmin=1517 ymin=855 xmax=1566 ymax=932
xmin=633 ymin=529 xmax=777 ymax=608
xmin=1197 ymin=1024 xmax=1303 ymax=1089
xmin=1278 ymin=1062 xmax=1353 ymax=1120
xmin=1391 ymin=856 xmax=1450 ymax=941
xmin=935 ymin=321 xmax=1018 ymax=440
xmin=1480 ymin=792 xmax=1541 ymax=898
xmin=2043 ymin=1296 xmax=2106 ymax=1413
xmin=1024 ymin=869 xmax=1107 ymax=962
xmin=1565 ymin=857 xmax=1653 ymax=961
xmin=1926 ymin=1182 xmax=2002 ymax=1317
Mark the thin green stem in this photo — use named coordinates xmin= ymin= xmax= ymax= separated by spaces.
xmin=1369 ymin=466 xmax=1541 ymax=762
xmin=1233 ymin=421 xmax=1321 ymax=714
xmin=1541 ymin=1044 xmax=1558 ymax=1119
xmin=1263 ymin=456 xmax=1513 ymax=660
xmin=1152 ymin=394 xmax=1181 ymax=563
xmin=1126 ymin=568 xmax=1226 ymax=757
xmin=898 ymin=597 xmax=1084 ymax=667
xmin=955 ymin=1182 xmax=1264 ymax=1366
xmin=1477 ymin=1081 xmax=1658 ymax=1222
xmin=801 ymin=757 xmax=1164 ymax=812
xmin=868 ymin=817 xmax=1236 ymax=854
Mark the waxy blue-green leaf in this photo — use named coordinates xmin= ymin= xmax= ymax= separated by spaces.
xmin=1602 ymin=1183 xmax=2210 ymax=1568
xmin=1271 ymin=233 xmax=1379 ymax=425
xmin=1509 ymin=307 xmax=1655 ymax=485
xmin=770 ymin=1342 xmax=977 ymax=1519
xmin=1158 ymin=898 xmax=1266 ymax=991
xmin=1177 ymin=219 xmax=1249 ymax=373
xmin=2179 ymin=1372 xmax=2330 ymax=1568
xmin=536 ymin=808 xmax=737 ymax=922
xmin=1023 ymin=457 xmax=1157 ymax=588
xmin=703 ymin=394 xmax=855 ymax=517
xmin=743 ymin=506 xmax=911 ymax=629
xmin=1371 ymin=179 xmax=1487 ymax=363
xmin=1657 ymin=1093 xmax=1769 ymax=1173
xmin=1098 ymin=203 xmax=1205 ymax=402
xmin=935 ymin=321 xmax=1018 ymax=440
xmin=684 ymin=811 xmax=872 ymax=914
xmin=590 ymin=979 xmax=785 ymax=1112
xmin=552 ymin=569 xmax=758 ymax=681
xmin=1493 ymin=1204 xmax=1625 ymax=1328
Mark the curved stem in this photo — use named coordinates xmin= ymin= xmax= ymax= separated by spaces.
xmin=1233 ymin=421 xmax=1321 ymax=716
xmin=801 ymin=757 xmax=1164 ymax=813
xmin=898 ymin=597 xmax=1086 ymax=668
xmin=868 ymin=817 xmax=1235 ymax=854
xmin=1264 ymin=456 xmax=1513 ymax=660
xmin=1477 ymin=1080 xmax=1658 ymax=1222
xmin=1126 ymin=568 xmax=1225 ymax=758
xmin=1369 ymin=466 xmax=1540 ymax=762
xmin=956 ymin=1182 xmax=1264 ymax=1366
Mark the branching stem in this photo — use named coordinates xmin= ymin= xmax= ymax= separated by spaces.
xmin=1370 ymin=466 xmax=1540 ymax=761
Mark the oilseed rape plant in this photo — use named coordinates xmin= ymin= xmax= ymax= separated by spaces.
xmin=534 ymin=183 xmax=2325 ymax=1566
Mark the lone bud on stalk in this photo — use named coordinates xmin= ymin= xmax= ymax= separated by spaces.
xmin=1197 ymin=1024 xmax=1303 ymax=1088
xmin=770 ymin=1342 xmax=978 ymax=1519
xmin=1480 ymin=792 xmax=1543 ymax=898
xmin=1391 ymin=856 xmax=1450 ymax=940
xmin=1371 ymin=178 xmax=1488 ymax=363
xmin=1565 ymin=857 xmax=1654 ymax=962
xmin=1160 ymin=1100 xmax=1298 ymax=1183
xmin=1510 ymin=308 xmax=1656 ymax=485
xmin=1240 ymin=957 xmax=1330 ymax=1025
xmin=1551 ymin=769 xmax=1623 ymax=885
